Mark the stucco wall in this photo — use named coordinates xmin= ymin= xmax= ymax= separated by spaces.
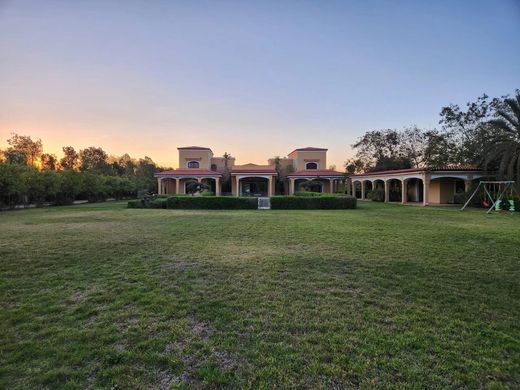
xmin=429 ymin=179 xmax=455 ymax=204
xmin=178 ymin=149 xmax=213 ymax=169
xmin=288 ymin=151 xmax=327 ymax=171
xmin=211 ymin=156 xmax=235 ymax=173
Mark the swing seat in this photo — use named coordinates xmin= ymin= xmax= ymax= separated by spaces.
xmin=509 ymin=200 xmax=515 ymax=212
xmin=495 ymin=200 xmax=502 ymax=211
xmin=483 ymin=200 xmax=490 ymax=208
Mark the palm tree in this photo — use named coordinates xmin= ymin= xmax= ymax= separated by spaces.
xmin=484 ymin=91 xmax=520 ymax=182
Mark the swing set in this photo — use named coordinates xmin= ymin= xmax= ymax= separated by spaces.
xmin=460 ymin=181 xmax=518 ymax=213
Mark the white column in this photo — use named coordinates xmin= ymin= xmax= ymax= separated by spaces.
xmin=384 ymin=180 xmax=390 ymax=203
xmin=175 ymin=178 xmax=180 ymax=195
xmin=215 ymin=178 xmax=221 ymax=196
xmin=464 ymin=179 xmax=472 ymax=193
xmin=423 ymin=174 xmax=430 ymax=206
xmin=401 ymin=179 xmax=407 ymax=204
xmin=268 ymin=177 xmax=273 ymax=197
xmin=329 ymin=179 xmax=334 ymax=193
xmin=236 ymin=177 xmax=240 ymax=196
xmin=157 ymin=178 xmax=162 ymax=194
xmin=289 ymin=178 xmax=295 ymax=195
xmin=361 ymin=181 xmax=365 ymax=200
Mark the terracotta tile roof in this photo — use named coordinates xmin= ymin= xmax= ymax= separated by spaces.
xmin=231 ymin=163 xmax=277 ymax=174
xmin=288 ymin=147 xmax=328 ymax=155
xmin=177 ymin=146 xmax=212 ymax=151
xmin=288 ymin=169 xmax=345 ymax=178
xmin=352 ymin=165 xmax=482 ymax=177
xmin=154 ymin=169 xmax=221 ymax=177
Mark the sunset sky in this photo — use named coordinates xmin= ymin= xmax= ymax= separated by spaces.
xmin=1 ymin=0 xmax=519 ymax=169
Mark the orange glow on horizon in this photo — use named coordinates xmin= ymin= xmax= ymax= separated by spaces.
xmin=0 ymin=124 xmax=353 ymax=170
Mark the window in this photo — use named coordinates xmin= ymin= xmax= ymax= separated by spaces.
xmin=211 ymin=164 xmax=217 ymax=171
xmin=187 ymin=161 xmax=199 ymax=168
xmin=305 ymin=162 xmax=318 ymax=170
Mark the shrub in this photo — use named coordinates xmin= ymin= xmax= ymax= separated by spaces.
xmin=200 ymin=191 xmax=215 ymax=197
xmin=165 ymin=196 xmax=257 ymax=209
xmin=367 ymin=188 xmax=385 ymax=202
xmin=127 ymin=199 xmax=145 ymax=208
xmin=271 ymin=196 xmax=356 ymax=209
xmin=294 ymin=191 xmax=323 ymax=197
xmin=149 ymin=199 xmax=167 ymax=209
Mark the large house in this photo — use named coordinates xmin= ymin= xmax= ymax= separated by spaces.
xmin=155 ymin=146 xmax=345 ymax=196
xmin=155 ymin=146 xmax=484 ymax=205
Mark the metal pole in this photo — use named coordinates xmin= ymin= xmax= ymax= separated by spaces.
xmin=460 ymin=182 xmax=481 ymax=211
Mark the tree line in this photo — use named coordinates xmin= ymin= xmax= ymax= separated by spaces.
xmin=0 ymin=134 xmax=165 ymax=208
xmin=347 ymin=90 xmax=520 ymax=184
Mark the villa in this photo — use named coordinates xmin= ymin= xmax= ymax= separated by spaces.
xmin=155 ymin=146 xmax=484 ymax=205
xmin=154 ymin=146 xmax=345 ymax=196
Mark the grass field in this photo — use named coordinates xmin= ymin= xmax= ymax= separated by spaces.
xmin=1 ymin=201 xmax=519 ymax=389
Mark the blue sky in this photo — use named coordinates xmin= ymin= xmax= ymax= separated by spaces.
xmin=1 ymin=0 xmax=519 ymax=168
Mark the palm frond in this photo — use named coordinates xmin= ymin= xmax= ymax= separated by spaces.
xmin=487 ymin=119 xmax=515 ymax=135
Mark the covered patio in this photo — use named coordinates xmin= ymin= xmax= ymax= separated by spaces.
xmin=287 ymin=169 xmax=345 ymax=195
xmin=350 ymin=166 xmax=483 ymax=205
xmin=155 ymin=169 xmax=222 ymax=195
xmin=231 ymin=164 xmax=277 ymax=197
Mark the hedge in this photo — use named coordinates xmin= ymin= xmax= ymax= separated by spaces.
xmin=270 ymin=195 xmax=357 ymax=209
xmin=293 ymin=191 xmax=323 ymax=197
xmin=161 ymin=196 xmax=257 ymax=209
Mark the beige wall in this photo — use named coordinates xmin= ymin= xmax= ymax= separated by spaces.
xmin=211 ymin=156 xmax=235 ymax=173
xmin=288 ymin=150 xmax=327 ymax=171
xmin=267 ymin=157 xmax=294 ymax=171
xmin=178 ymin=149 xmax=213 ymax=169
xmin=429 ymin=178 xmax=455 ymax=204
xmin=161 ymin=179 xmax=177 ymax=194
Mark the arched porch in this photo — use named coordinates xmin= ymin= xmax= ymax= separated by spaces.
xmin=386 ymin=179 xmax=402 ymax=202
xmin=156 ymin=173 xmax=222 ymax=196
xmin=362 ymin=180 xmax=373 ymax=199
xmin=404 ymin=178 xmax=424 ymax=203
xmin=238 ymin=176 xmax=270 ymax=197
xmin=352 ymin=180 xmax=362 ymax=199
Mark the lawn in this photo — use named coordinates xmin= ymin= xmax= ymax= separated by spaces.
xmin=1 ymin=201 xmax=519 ymax=389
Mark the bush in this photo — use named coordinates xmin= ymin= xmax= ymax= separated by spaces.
xmin=149 ymin=199 xmax=167 ymax=209
xmin=200 ymin=191 xmax=215 ymax=197
xmin=165 ymin=196 xmax=257 ymax=209
xmin=271 ymin=196 xmax=356 ymax=209
xmin=127 ymin=199 xmax=146 ymax=208
xmin=367 ymin=188 xmax=385 ymax=202
xmin=294 ymin=191 xmax=323 ymax=197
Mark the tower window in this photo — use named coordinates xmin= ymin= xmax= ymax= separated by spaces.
xmin=305 ymin=162 xmax=318 ymax=170
xmin=187 ymin=161 xmax=199 ymax=168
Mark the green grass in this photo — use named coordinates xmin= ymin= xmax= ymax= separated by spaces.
xmin=1 ymin=201 xmax=519 ymax=389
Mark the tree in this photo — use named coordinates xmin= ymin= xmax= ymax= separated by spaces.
xmin=5 ymin=133 xmax=43 ymax=167
xmin=221 ymin=152 xmax=232 ymax=192
xmin=483 ymin=91 xmax=520 ymax=181
xmin=3 ymin=149 xmax=28 ymax=165
xmin=185 ymin=179 xmax=210 ymax=195
xmin=439 ymin=93 xmax=506 ymax=164
xmin=40 ymin=153 xmax=58 ymax=171
xmin=60 ymin=146 xmax=79 ymax=170
xmin=422 ymin=130 xmax=458 ymax=167
xmin=351 ymin=129 xmax=418 ymax=172
xmin=79 ymin=146 xmax=109 ymax=173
